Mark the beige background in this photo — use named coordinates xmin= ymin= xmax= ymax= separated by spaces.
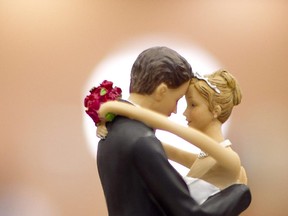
xmin=1 ymin=0 xmax=288 ymax=215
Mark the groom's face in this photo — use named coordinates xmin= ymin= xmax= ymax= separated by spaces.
xmin=154 ymin=81 xmax=190 ymax=116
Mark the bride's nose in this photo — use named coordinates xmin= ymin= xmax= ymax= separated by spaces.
xmin=183 ymin=108 xmax=188 ymax=117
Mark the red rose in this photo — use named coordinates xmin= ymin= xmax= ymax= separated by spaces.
xmin=108 ymin=87 xmax=122 ymax=100
xmin=100 ymin=80 xmax=113 ymax=90
xmin=85 ymin=109 xmax=100 ymax=124
xmin=84 ymin=80 xmax=122 ymax=125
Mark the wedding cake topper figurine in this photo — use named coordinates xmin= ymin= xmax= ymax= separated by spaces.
xmin=85 ymin=46 xmax=251 ymax=215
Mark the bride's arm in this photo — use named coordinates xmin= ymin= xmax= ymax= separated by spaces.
xmin=99 ymin=101 xmax=241 ymax=174
xmin=96 ymin=121 xmax=198 ymax=167
xmin=162 ymin=142 xmax=198 ymax=168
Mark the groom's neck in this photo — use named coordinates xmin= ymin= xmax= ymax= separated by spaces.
xmin=128 ymin=93 xmax=155 ymax=110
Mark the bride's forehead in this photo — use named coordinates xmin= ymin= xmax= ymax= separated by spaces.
xmin=186 ymin=86 xmax=203 ymax=101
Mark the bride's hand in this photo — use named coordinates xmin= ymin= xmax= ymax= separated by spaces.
xmin=96 ymin=122 xmax=108 ymax=139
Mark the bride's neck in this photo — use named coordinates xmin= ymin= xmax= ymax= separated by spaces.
xmin=201 ymin=122 xmax=224 ymax=143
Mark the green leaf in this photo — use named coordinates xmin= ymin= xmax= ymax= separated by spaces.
xmin=100 ymin=88 xmax=107 ymax=96
xmin=105 ymin=113 xmax=115 ymax=122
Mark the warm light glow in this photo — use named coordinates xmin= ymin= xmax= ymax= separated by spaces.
xmin=82 ymin=37 xmax=229 ymax=175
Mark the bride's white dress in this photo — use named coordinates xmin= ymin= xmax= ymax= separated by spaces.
xmin=183 ymin=140 xmax=232 ymax=205
xmin=183 ymin=176 xmax=220 ymax=205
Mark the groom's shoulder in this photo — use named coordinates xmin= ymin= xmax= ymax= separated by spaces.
xmin=108 ymin=116 xmax=155 ymax=141
xmin=112 ymin=115 xmax=153 ymax=133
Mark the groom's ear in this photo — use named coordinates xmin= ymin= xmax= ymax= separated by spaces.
xmin=153 ymin=83 xmax=168 ymax=101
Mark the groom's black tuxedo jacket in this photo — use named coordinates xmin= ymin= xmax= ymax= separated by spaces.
xmin=97 ymin=104 xmax=251 ymax=216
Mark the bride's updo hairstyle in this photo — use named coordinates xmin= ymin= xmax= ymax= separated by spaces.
xmin=190 ymin=69 xmax=242 ymax=123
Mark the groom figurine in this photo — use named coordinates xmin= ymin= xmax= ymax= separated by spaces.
xmin=97 ymin=46 xmax=251 ymax=216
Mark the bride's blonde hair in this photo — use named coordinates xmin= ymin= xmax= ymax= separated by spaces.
xmin=190 ymin=69 xmax=242 ymax=123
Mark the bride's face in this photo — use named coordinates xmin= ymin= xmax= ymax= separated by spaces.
xmin=183 ymin=85 xmax=214 ymax=131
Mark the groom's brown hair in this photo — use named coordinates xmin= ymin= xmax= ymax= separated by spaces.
xmin=129 ymin=46 xmax=193 ymax=94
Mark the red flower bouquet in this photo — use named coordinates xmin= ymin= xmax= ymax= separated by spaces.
xmin=84 ymin=80 xmax=122 ymax=125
